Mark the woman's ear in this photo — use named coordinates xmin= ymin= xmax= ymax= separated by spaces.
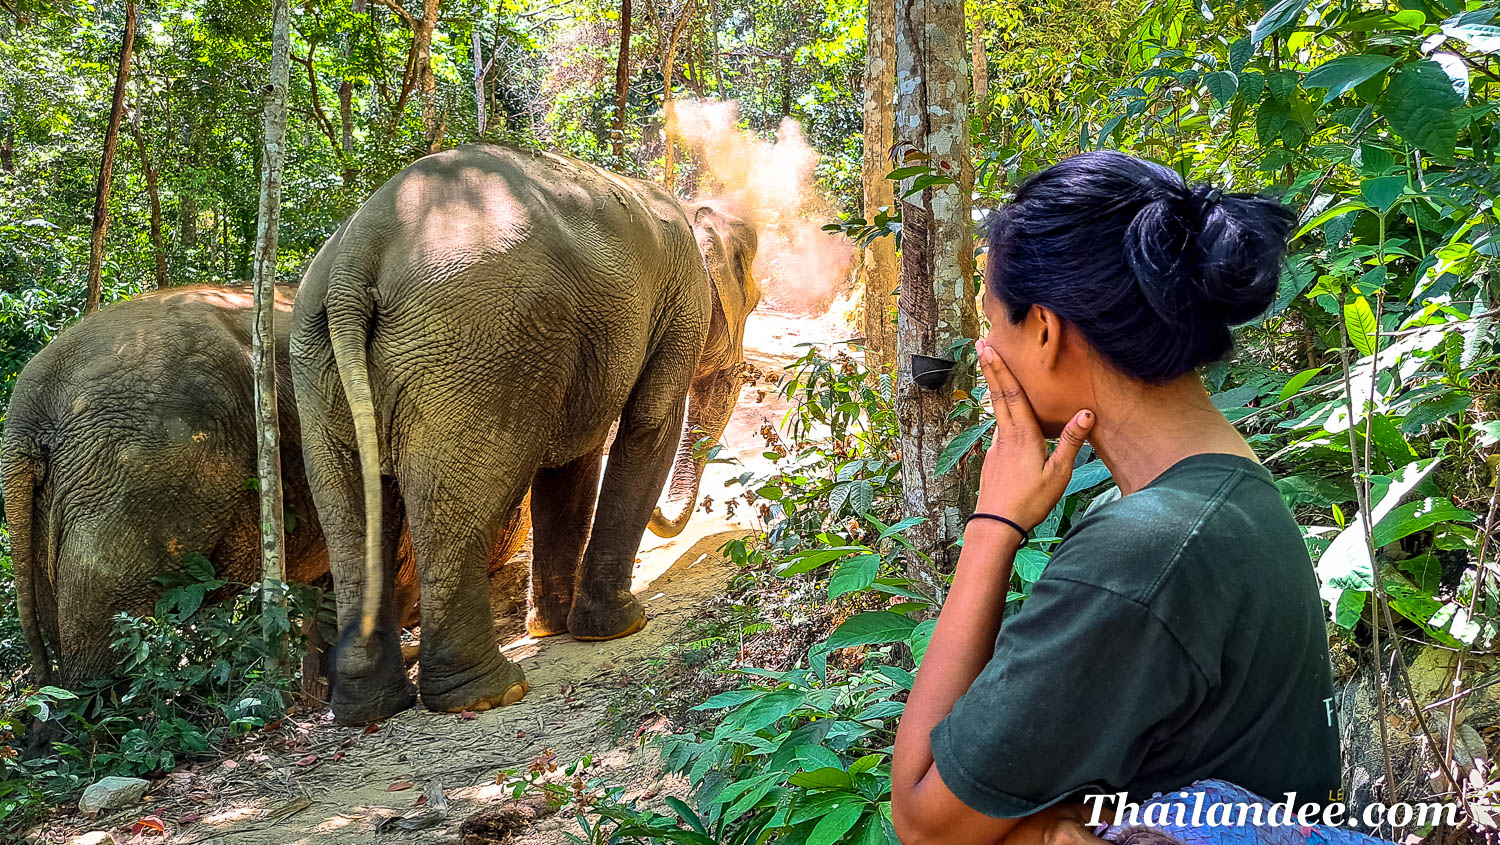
xmin=1036 ymin=305 xmax=1066 ymax=371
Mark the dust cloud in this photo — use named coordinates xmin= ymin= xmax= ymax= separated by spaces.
xmin=674 ymin=99 xmax=854 ymax=315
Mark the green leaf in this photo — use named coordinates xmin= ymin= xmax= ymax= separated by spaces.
xmin=1278 ymin=366 xmax=1327 ymax=401
xmin=1266 ymin=70 xmax=1299 ymax=104
xmin=757 ymin=484 xmax=784 ymax=501
xmin=1014 ymin=548 xmax=1050 ymax=583
xmin=1256 ymin=103 xmax=1289 ymax=146
xmin=777 ymin=547 xmax=865 ymax=577
xmin=1228 ymin=37 xmax=1252 ymax=72
xmin=829 ymin=554 xmax=882 ymax=599
xmin=665 ymin=797 xmax=708 ymax=835
xmin=807 ymin=802 xmax=866 ymax=845
xmin=1064 ymin=460 xmax=1113 ymax=496
xmin=1304 ymin=54 xmax=1397 ymax=104
xmin=1334 ymin=590 xmax=1367 ymax=628
xmin=1380 ymin=61 xmax=1464 ymax=160
xmin=908 ymin=618 xmax=937 ymax=665
xmin=1203 ymin=71 xmax=1238 ymax=105
xmin=826 ymin=612 xmax=917 ymax=650
xmin=727 ymin=689 xmax=807 ymax=733
xmin=789 ymin=767 xmax=854 ymax=791
xmin=1443 ymin=23 xmax=1500 ymax=54
xmin=1359 ymin=175 xmax=1406 ymax=213
xmin=1373 ymin=498 xmax=1476 ymax=547
xmin=797 ymin=744 xmax=847 ymax=772
xmin=1294 ymin=200 xmax=1369 ymax=239
xmin=1344 ymin=296 xmax=1378 ymax=357
xmin=936 ymin=418 xmax=993 ymax=477
xmin=1251 ymin=0 xmax=1311 ymax=44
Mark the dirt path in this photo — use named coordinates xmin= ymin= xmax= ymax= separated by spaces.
xmin=32 ymin=305 xmax=853 ymax=845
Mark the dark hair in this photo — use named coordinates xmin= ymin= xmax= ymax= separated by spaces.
xmin=984 ymin=150 xmax=1295 ymax=384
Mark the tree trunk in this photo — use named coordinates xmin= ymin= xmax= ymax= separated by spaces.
xmin=0 ymin=125 xmax=13 ymax=173
xmin=416 ymin=0 xmax=442 ymax=153
xmin=970 ymin=0 xmax=988 ymax=129
xmin=256 ymin=0 xmax=292 ymax=685
xmin=658 ymin=0 xmax=698 ymax=192
xmin=861 ymin=0 xmax=897 ymax=372
xmin=339 ymin=78 xmax=356 ymax=186
xmin=128 ymin=113 xmax=168 ymax=289
xmin=473 ymin=29 xmax=488 ymax=137
xmin=709 ymin=0 xmax=724 ymax=99
xmin=893 ymin=0 xmax=976 ymax=595
xmin=613 ymin=0 xmax=632 ymax=158
xmin=780 ymin=55 xmax=792 ymax=117
xmin=85 ymin=0 xmax=136 ymax=315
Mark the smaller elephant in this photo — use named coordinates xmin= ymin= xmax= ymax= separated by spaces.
xmin=0 ymin=286 xmax=528 ymax=690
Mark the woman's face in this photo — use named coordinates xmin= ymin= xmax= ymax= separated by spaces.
xmin=979 ymin=284 xmax=1086 ymax=439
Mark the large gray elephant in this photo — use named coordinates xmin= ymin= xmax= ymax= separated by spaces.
xmin=0 ymin=286 xmax=529 ymax=689
xmin=290 ymin=143 xmax=759 ymax=724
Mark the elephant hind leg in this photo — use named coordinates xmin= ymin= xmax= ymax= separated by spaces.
xmin=527 ymin=447 xmax=604 ymax=638
xmin=398 ymin=431 xmax=532 ymax=714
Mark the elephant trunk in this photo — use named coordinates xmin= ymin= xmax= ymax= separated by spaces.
xmin=649 ymin=369 xmax=740 ymax=538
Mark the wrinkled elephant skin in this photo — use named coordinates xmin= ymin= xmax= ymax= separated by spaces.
xmin=0 ymin=286 xmax=529 ymax=693
xmin=290 ymin=144 xmax=759 ymax=725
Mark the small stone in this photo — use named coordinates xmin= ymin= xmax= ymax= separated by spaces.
xmin=66 ymin=833 xmax=119 ymax=845
xmin=78 ymin=776 xmax=150 ymax=817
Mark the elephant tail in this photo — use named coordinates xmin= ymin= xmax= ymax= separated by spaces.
xmin=1 ymin=445 xmax=52 ymax=685
xmin=325 ymin=258 xmax=384 ymax=641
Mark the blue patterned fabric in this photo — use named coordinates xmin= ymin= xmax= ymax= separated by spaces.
xmin=1093 ymin=779 xmax=1398 ymax=845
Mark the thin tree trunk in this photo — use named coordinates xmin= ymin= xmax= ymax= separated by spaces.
xmin=894 ymin=0 xmax=976 ymax=594
xmin=969 ymin=0 xmax=988 ymax=129
xmin=473 ymin=29 xmax=488 ymax=136
xmin=861 ymin=0 xmax=897 ymax=372
xmin=339 ymin=78 xmax=356 ymax=186
xmin=709 ymin=0 xmax=724 ymax=99
xmin=256 ymin=0 xmax=292 ymax=685
xmin=780 ymin=55 xmax=791 ymax=117
xmin=0 ymin=125 xmax=13 ymax=173
xmin=613 ymin=0 xmax=632 ymax=158
xmin=128 ymin=112 xmax=168 ymax=289
xmin=85 ymin=0 xmax=136 ymax=315
xmin=658 ymin=0 xmax=698 ymax=192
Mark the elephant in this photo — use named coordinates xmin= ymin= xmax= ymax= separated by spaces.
xmin=290 ymin=143 xmax=759 ymax=724
xmin=0 ymin=286 xmax=529 ymax=691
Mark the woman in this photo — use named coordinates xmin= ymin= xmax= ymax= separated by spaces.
xmin=890 ymin=150 xmax=1343 ymax=845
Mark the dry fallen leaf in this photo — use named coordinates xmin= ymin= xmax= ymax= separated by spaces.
xmin=131 ymin=816 xmax=167 ymax=836
xmin=458 ymin=710 xmax=478 ymax=720
xmin=331 ymin=752 xmax=346 ymax=762
xmin=387 ymin=782 xmax=413 ymax=792
xmin=295 ymin=754 xmax=318 ymax=767
xmin=364 ymin=724 xmax=380 ymax=734
xmin=179 ymin=812 xmax=201 ymax=825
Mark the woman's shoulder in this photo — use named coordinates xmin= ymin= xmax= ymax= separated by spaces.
xmin=1042 ymin=455 xmax=1294 ymax=606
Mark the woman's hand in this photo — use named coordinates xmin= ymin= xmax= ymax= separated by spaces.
xmin=974 ymin=338 xmax=1095 ymax=531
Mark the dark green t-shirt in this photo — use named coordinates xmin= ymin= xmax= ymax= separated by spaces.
xmin=930 ymin=452 xmax=1343 ymax=818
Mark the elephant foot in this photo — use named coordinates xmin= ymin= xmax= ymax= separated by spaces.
xmin=330 ymin=624 xmax=419 ymax=726
xmin=526 ymin=604 xmax=570 ymax=638
xmin=568 ymin=589 xmax=647 ymax=641
xmin=420 ymin=658 xmax=529 ymax=714
xmin=330 ymin=675 xmax=418 ymax=726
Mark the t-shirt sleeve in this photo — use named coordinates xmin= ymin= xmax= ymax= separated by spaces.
xmin=929 ymin=567 xmax=1206 ymax=818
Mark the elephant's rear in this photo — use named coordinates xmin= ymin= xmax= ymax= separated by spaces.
xmin=1 ymin=371 xmax=56 ymax=684
xmin=3 ymin=288 xmax=302 ymax=684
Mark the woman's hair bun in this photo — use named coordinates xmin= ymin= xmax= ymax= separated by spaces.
xmin=1123 ymin=173 xmax=1295 ymax=329
xmin=984 ymin=150 xmax=1297 ymax=384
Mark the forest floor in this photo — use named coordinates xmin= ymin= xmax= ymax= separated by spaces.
xmin=27 ymin=301 xmax=853 ymax=845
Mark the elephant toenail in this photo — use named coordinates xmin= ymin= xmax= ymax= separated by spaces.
xmin=502 ymin=682 xmax=528 ymax=706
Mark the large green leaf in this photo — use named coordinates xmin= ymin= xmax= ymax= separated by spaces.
xmin=1344 ymin=295 xmax=1378 ymax=357
xmin=1380 ymin=61 xmax=1464 ymax=159
xmin=1359 ymin=175 xmax=1406 ymax=212
xmin=1294 ymin=200 xmax=1369 ymax=239
xmin=936 ymin=418 xmax=993 ymax=477
xmin=1064 ymin=460 xmax=1113 ymax=495
xmin=1372 ymin=498 xmax=1476 ymax=547
xmin=1228 ymin=37 xmax=1252 ymax=71
xmin=1317 ymin=458 xmax=1442 ymax=628
xmin=828 ymin=554 xmax=881 ymax=599
xmin=1251 ymin=0 xmax=1311 ymax=44
xmin=807 ymin=801 xmax=866 ymax=845
xmin=1203 ymin=71 xmax=1238 ymax=105
xmin=1278 ymin=366 xmax=1327 ymax=401
xmin=826 ymin=611 xmax=917 ymax=650
xmin=1304 ymin=54 xmax=1397 ymax=104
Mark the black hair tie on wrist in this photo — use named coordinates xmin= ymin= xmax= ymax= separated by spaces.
xmin=966 ymin=512 xmax=1029 ymax=544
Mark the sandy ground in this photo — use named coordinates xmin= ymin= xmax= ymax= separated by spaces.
xmin=29 ymin=303 xmax=854 ymax=845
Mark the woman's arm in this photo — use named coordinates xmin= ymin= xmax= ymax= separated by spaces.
xmin=891 ymin=339 xmax=1096 ymax=845
xmin=891 ymin=520 xmax=1027 ymax=845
